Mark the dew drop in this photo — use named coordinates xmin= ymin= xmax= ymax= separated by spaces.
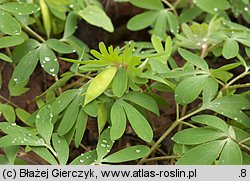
xmin=201 ymin=44 xmax=207 ymax=49
xmin=101 ymin=144 xmax=106 ymax=147
xmin=80 ymin=159 xmax=84 ymax=163
xmin=18 ymin=13 xmax=22 ymax=15
xmin=107 ymin=149 xmax=110 ymax=152
xmin=45 ymin=57 xmax=50 ymax=61
xmin=58 ymin=140 xmax=61 ymax=143
xmin=244 ymin=7 xmax=249 ymax=11
xmin=50 ymin=68 xmax=55 ymax=72
xmin=102 ymin=139 xmax=107 ymax=143
xmin=36 ymin=115 xmax=40 ymax=119
xmin=106 ymin=145 xmax=110 ymax=148
xmin=13 ymin=78 xmax=18 ymax=82
xmin=214 ymin=8 xmax=218 ymax=12
xmin=80 ymin=153 xmax=84 ymax=156
xmin=69 ymin=4 xmax=74 ymax=8
xmin=11 ymin=122 xmax=16 ymax=126
xmin=50 ymin=113 xmax=53 ymax=118
xmin=135 ymin=149 xmax=141 ymax=153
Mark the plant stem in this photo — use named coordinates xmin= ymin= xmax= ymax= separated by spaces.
xmin=138 ymin=107 xmax=203 ymax=164
xmin=139 ymin=155 xmax=180 ymax=164
xmin=226 ymin=83 xmax=250 ymax=90
xmin=79 ymin=143 xmax=89 ymax=151
xmin=0 ymin=95 xmax=19 ymax=108
xmin=161 ymin=0 xmax=178 ymax=17
xmin=179 ymin=121 xmax=198 ymax=128
xmin=224 ymin=70 xmax=249 ymax=89
xmin=238 ymin=143 xmax=250 ymax=154
xmin=22 ymin=25 xmax=46 ymax=43
xmin=54 ymin=75 xmax=62 ymax=94
xmin=177 ymin=104 xmax=187 ymax=131
xmin=239 ymin=137 xmax=250 ymax=144
xmin=176 ymin=103 xmax=179 ymax=120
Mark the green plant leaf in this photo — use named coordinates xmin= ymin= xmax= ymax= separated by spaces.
xmin=12 ymin=48 xmax=39 ymax=83
xmin=4 ymin=145 xmax=19 ymax=164
xmin=216 ymin=62 xmax=242 ymax=71
xmin=112 ymin=67 xmax=128 ymax=97
xmin=0 ymin=2 xmax=40 ymax=15
xmin=218 ymin=139 xmax=242 ymax=165
xmin=178 ymin=48 xmax=209 ymax=71
xmin=122 ymin=100 xmax=153 ymax=143
xmin=151 ymin=34 xmax=164 ymax=53
xmin=78 ymin=5 xmax=114 ymax=32
xmin=74 ymin=109 xmax=88 ymax=148
xmin=15 ymin=108 xmax=34 ymax=127
xmin=52 ymin=134 xmax=69 ymax=165
xmin=2 ymin=104 xmax=15 ymax=123
xmin=191 ymin=115 xmax=228 ymax=133
xmin=202 ymin=77 xmax=218 ymax=105
xmin=179 ymin=5 xmax=202 ymax=24
xmin=175 ymin=75 xmax=208 ymax=105
xmin=12 ymin=39 xmax=40 ymax=64
xmin=130 ymin=0 xmax=164 ymax=10
xmin=153 ymin=11 xmax=167 ymax=39
xmin=207 ymin=95 xmax=250 ymax=128
xmin=172 ymin=128 xmax=227 ymax=145
xmin=39 ymin=44 xmax=59 ymax=76
xmin=166 ymin=12 xmax=179 ymax=34
xmin=0 ymin=132 xmax=45 ymax=147
xmin=110 ymin=100 xmax=126 ymax=140
xmin=63 ymin=12 xmax=78 ymax=38
xmin=84 ymin=66 xmax=117 ymax=105
xmin=242 ymin=152 xmax=250 ymax=165
xmin=70 ymin=150 xmax=97 ymax=165
xmin=222 ymin=39 xmax=239 ymax=59
xmin=97 ymin=103 xmax=107 ymax=135
xmin=127 ymin=11 xmax=158 ymax=31
xmin=0 ymin=36 xmax=24 ymax=49
xmin=32 ymin=147 xmax=58 ymax=165
xmin=194 ymin=0 xmax=230 ymax=14
xmin=211 ymin=70 xmax=233 ymax=84
xmin=122 ymin=91 xmax=159 ymax=115
xmin=103 ymin=145 xmax=150 ymax=163
xmin=0 ymin=53 xmax=12 ymax=62
xmin=35 ymin=105 xmax=53 ymax=144
xmin=46 ymin=39 xmax=75 ymax=54
xmin=51 ymin=89 xmax=79 ymax=115
xmin=39 ymin=0 xmax=51 ymax=38
xmin=176 ymin=140 xmax=226 ymax=165
xmin=57 ymin=96 xmax=81 ymax=136
xmin=96 ymin=128 xmax=114 ymax=161
xmin=0 ymin=10 xmax=21 ymax=35
xmin=83 ymin=100 xmax=99 ymax=117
